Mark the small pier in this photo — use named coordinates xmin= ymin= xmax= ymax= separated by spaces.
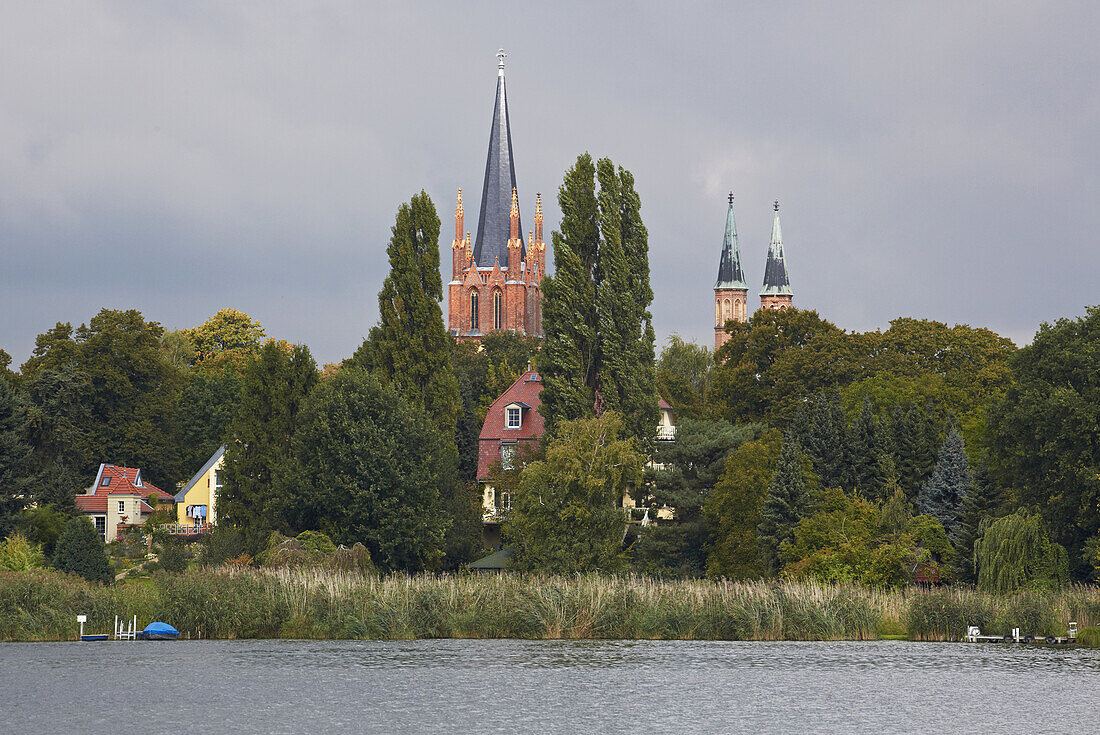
xmin=965 ymin=623 xmax=1077 ymax=645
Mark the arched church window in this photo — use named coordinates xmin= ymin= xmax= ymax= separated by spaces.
xmin=723 ymin=299 xmax=732 ymax=323
xmin=493 ymin=289 xmax=503 ymax=330
xmin=734 ymin=298 xmax=742 ymax=321
xmin=715 ymin=299 xmax=721 ymax=326
xmin=470 ymin=290 xmax=479 ymax=331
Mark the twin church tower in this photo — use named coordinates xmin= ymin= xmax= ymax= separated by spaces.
xmin=445 ymin=51 xmax=795 ymax=349
xmin=713 ymin=195 xmax=794 ymax=349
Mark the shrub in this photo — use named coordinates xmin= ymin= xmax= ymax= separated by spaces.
xmin=199 ymin=524 xmax=246 ymax=566
xmin=52 ymin=517 xmax=112 ymax=584
xmin=296 ymin=531 xmax=336 ymax=555
xmin=157 ymin=539 xmax=187 ymax=573
xmin=0 ymin=534 xmax=46 ymax=571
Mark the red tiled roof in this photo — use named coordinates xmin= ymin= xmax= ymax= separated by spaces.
xmin=77 ymin=464 xmax=174 ymax=511
xmin=477 ymin=370 xmax=545 ymax=480
xmin=659 ymin=397 xmax=672 ymax=410
xmin=75 ymin=494 xmax=157 ymax=515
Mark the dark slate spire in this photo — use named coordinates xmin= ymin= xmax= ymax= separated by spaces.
xmin=474 ymin=49 xmax=522 ymax=268
xmin=715 ymin=192 xmax=746 ymax=289
xmin=760 ymin=200 xmax=792 ymax=296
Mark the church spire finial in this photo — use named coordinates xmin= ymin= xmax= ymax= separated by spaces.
xmin=760 ymin=202 xmax=792 ymax=300
xmin=497 ymin=49 xmax=506 ymax=75
xmin=714 ymin=194 xmax=746 ymax=290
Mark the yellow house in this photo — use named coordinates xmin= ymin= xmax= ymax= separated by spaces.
xmin=174 ymin=445 xmax=226 ymax=528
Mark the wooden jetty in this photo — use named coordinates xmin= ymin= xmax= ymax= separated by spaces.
xmin=965 ymin=623 xmax=1078 ymax=645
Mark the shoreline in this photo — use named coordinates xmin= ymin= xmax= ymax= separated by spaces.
xmin=3 ymin=567 xmax=1097 ymax=644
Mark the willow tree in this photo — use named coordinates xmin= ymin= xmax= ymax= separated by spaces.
xmin=974 ymin=510 xmax=1068 ymax=593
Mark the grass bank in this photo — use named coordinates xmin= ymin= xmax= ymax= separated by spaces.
xmin=2 ymin=567 xmax=1097 ymax=642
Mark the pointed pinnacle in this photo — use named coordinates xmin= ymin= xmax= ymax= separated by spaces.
xmin=510 ymin=187 xmax=519 ymax=217
xmin=535 ymin=192 xmax=543 ymax=219
xmin=456 ymin=188 xmax=463 ymax=216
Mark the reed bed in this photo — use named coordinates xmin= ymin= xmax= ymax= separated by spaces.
xmin=1 ymin=567 xmax=1097 ymax=642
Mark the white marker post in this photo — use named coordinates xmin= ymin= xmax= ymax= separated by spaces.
xmin=77 ymin=614 xmax=86 ymax=639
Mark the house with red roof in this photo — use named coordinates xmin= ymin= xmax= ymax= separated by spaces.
xmin=476 ymin=369 xmax=677 ymax=548
xmin=478 ymin=369 xmax=545 ymax=547
xmin=74 ymin=464 xmax=174 ymax=542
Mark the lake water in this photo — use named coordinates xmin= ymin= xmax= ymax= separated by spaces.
xmin=3 ymin=639 xmax=1099 ymax=734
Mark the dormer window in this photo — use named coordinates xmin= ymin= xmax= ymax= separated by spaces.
xmin=506 ymin=407 xmax=521 ymax=429
xmin=100 ymin=477 xmax=111 ymax=487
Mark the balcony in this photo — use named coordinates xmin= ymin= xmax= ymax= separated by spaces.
xmin=482 ymin=505 xmax=511 ymax=524
xmin=655 ymin=425 xmax=676 ymax=441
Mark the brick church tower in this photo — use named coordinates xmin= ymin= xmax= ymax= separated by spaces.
xmin=714 ymin=193 xmax=748 ymax=350
xmin=447 ymin=50 xmax=544 ymax=340
xmin=759 ymin=200 xmax=793 ymax=311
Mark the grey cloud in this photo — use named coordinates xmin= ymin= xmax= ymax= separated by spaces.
xmin=3 ymin=1 xmax=1097 ymax=366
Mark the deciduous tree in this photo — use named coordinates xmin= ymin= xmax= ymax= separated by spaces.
xmin=274 ymin=370 xmax=449 ymax=572
xmin=504 ymin=412 xmax=643 ymax=573
xmin=703 ymin=429 xmax=782 ymax=579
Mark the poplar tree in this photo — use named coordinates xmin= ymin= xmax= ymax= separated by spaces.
xmin=359 ymin=191 xmax=460 ymax=436
xmin=540 ymin=155 xmax=600 ymax=431
xmin=594 ymin=159 xmax=658 ymax=446
xmin=540 ymin=154 xmax=657 ymax=447
xmin=915 ymin=427 xmax=974 ymax=539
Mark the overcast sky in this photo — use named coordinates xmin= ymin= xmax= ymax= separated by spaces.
xmin=2 ymin=1 xmax=1098 ymax=367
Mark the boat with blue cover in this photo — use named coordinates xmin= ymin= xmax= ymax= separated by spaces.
xmin=137 ymin=622 xmax=180 ymax=640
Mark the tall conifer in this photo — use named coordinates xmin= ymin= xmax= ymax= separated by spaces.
xmin=356 ymin=192 xmax=476 ymax=565
xmin=758 ymin=439 xmax=812 ymax=575
xmin=915 ymin=427 xmax=974 ymax=538
xmin=219 ymin=342 xmax=318 ymax=546
xmin=0 ymin=377 xmax=32 ymax=537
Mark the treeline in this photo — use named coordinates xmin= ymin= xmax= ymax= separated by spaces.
xmin=3 ymin=150 xmax=1099 ymax=590
xmin=634 ymin=305 xmax=1100 ymax=588
xmin=0 ymin=193 xmax=538 ymax=573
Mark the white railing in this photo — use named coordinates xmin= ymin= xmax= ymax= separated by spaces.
xmin=656 ymin=425 xmax=676 ymax=441
xmin=156 ymin=523 xmax=212 ymax=535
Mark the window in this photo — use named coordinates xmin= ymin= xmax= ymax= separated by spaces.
xmin=214 ymin=471 xmax=224 ymax=497
xmin=734 ymin=298 xmax=742 ymax=321
xmin=117 ymin=500 xmax=125 ymax=514
xmin=506 ymin=407 xmax=521 ymax=428
xmin=493 ymin=289 xmax=502 ymax=330
xmin=500 ymin=491 xmax=512 ymax=511
xmin=500 ymin=443 xmax=517 ymax=470
xmin=100 ymin=477 xmax=111 ymax=487
xmin=94 ymin=516 xmax=106 ymax=540
xmin=470 ymin=290 xmax=479 ymax=331
xmin=715 ymin=299 xmax=721 ymax=326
